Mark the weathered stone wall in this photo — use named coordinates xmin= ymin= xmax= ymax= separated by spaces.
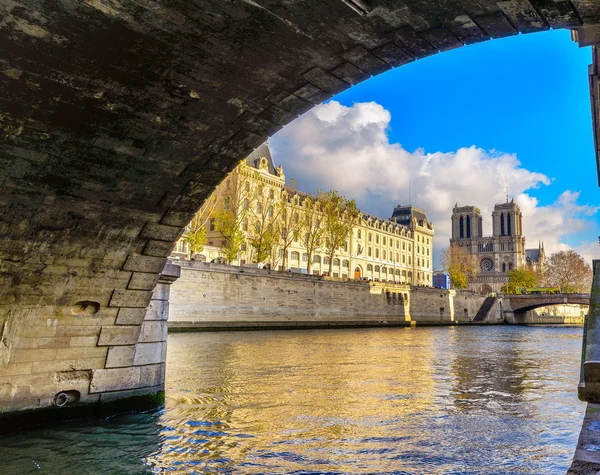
xmin=168 ymin=262 xmax=494 ymax=329
xmin=407 ymin=288 xmax=489 ymax=323
xmin=521 ymin=304 xmax=588 ymax=325
xmin=0 ymin=262 xmax=179 ymax=418
xmin=169 ymin=261 xmax=410 ymax=329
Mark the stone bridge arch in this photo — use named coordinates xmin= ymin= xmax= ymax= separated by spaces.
xmin=1 ymin=1 xmax=599 ymax=420
xmin=505 ymin=294 xmax=591 ymax=315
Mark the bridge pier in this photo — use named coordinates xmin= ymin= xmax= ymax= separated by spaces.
xmin=0 ymin=261 xmax=179 ymax=430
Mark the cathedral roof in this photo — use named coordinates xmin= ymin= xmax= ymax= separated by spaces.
xmin=525 ymin=249 xmax=542 ymax=262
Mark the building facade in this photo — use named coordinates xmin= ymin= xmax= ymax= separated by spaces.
xmin=450 ymin=201 xmax=545 ymax=292
xmin=171 ymin=144 xmax=434 ymax=286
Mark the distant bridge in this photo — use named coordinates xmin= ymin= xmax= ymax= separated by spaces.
xmin=503 ymin=293 xmax=591 ymax=315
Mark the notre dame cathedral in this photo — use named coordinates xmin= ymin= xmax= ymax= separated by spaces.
xmin=450 ymin=200 xmax=545 ymax=292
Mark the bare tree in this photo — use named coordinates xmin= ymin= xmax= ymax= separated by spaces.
xmin=276 ymin=190 xmax=304 ymax=270
xmin=248 ymin=185 xmax=281 ymax=264
xmin=213 ymin=167 xmax=252 ymax=264
xmin=441 ymin=244 xmax=477 ymax=290
xmin=545 ymin=250 xmax=592 ymax=293
xmin=300 ymin=196 xmax=324 ymax=275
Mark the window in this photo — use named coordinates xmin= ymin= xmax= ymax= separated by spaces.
xmin=382 ymin=267 xmax=387 ymax=274
xmin=375 ymin=266 xmax=380 ymax=272
xmin=323 ymin=257 xmax=331 ymax=265
xmin=302 ymin=254 xmax=308 ymax=262
xmin=368 ymin=233 xmax=372 ymax=242
xmin=376 ymin=235 xmax=380 ymax=244
xmin=241 ymin=243 xmax=246 ymax=251
xmin=279 ymin=249 xmax=285 ymax=258
xmin=383 ymin=237 xmax=386 ymax=246
xmin=242 ymin=219 xmax=248 ymax=231
xmin=210 ymin=219 xmax=215 ymax=231
xmin=313 ymin=255 xmax=321 ymax=264
xmin=245 ymin=182 xmax=250 ymax=192
xmin=396 ymin=253 xmax=399 ymax=262
xmin=402 ymin=255 xmax=405 ymax=264
xmin=258 ymin=185 xmax=264 ymax=196
xmin=367 ymin=264 xmax=373 ymax=271
xmin=368 ymin=247 xmax=372 ymax=257
xmin=256 ymin=202 xmax=262 ymax=213
xmin=408 ymin=256 xmax=412 ymax=265
xmin=244 ymin=199 xmax=249 ymax=210
xmin=342 ymin=260 xmax=349 ymax=268
xmin=224 ymin=196 xmax=230 ymax=210
xmin=269 ymin=189 xmax=274 ymax=199
xmin=375 ymin=249 xmax=379 ymax=258
xmin=402 ymin=242 xmax=406 ymax=250
xmin=333 ymin=259 xmax=340 ymax=266
xmin=268 ymin=206 xmax=273 ymax=217
xmin=396 ymin=240 xmax=399 ymax=248
xmin=459 ymin=215 xmax=464 ymax=239
xmin=357 ymin=230 xmax=362 ymax=239
xmin=466 ymin=215 xmax=471 ymax=238
xmin=291 ymin=251 xmax=299 ymax=261
xmin=344 ymin=241 xmax=348 ymax=252
xmin=382 ymin=250 xmax=386 ymax=260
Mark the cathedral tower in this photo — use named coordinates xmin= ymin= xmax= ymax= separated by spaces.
xmin=451 ymin=205 xmax=483 ymax=240
xmin=492 ymin=199 xmax=522 ymax=237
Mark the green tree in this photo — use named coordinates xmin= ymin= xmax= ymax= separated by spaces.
xmin=501 ymin=267 xmax=538 ymax=294
xmin=319 ymin=190 xmax=359 ymax=277
xmin=213 ymin=209 xmax=245 ymax=263
xmin=546 ymin=250 xmax=593 ymax=293
xmin=441 ymin=244 xmax=476 ymax=290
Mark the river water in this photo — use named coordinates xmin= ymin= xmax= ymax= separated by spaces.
xmin=0 ymin=326 xmax=586 ymax=474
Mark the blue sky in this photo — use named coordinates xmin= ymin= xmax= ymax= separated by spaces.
xmin=271 ymin=29 xmax=600 ymax=265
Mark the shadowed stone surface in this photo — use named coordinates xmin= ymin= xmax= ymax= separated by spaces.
xmin=0 ymin=0 xmax=598 ymax=419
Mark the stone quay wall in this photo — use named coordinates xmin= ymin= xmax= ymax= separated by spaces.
xmin=408 ymin=287 xmax=491 ymax=324
xmin=168 ymin=262 xmax=491 ymax=329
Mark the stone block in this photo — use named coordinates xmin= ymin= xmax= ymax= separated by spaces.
xmin=372 ymin=42 xmax=413 ymax=67
xmin=109 ymin=289 xmax=152 ymax=308
xmin=10 ymin=348 xmax=57 ymax=363
xmin=133 ymin=342 xmax=167 ymax=366
xmin=139 ymin=321 xmax=167 ymax=343
xmin=116 ymin=308 xmax=147 ymax=325
xmin=140 ymin=222 xmax=183 ymax=242
xmin=105 ymin=346 xmax=136 ymax=368
xmin=160 ymin=211 xmax=197 ymax=228
xmin=342 ymin=46 xmax=390 ymax=75
xmin=128 ymin=272 xmax=160 ymax=291
xmin=123 ymin=255 xmax=167 ymax=274
xmin=144 ymin=300 xmax=169 ymax=321
xmin=90 ymin=367 xmax=141 ymax=393
xmin=54 ymin=346 xmax=108 ymax=361
xmin=69 ymin=336 xmax=99 ymax=347
xmin=303 ymin=67 xmax=349 ymax=94
xmin=98 ymin=326 xmax=141 ymax=346
xmin=140 ymin=363 xmax=166 ymax=387
xmin=151 ymin=283 xmax=170 ymax=301
xmin=31 ymin=357 xmax=106 ymax=374
xmin=143 ymin=240 xmax=176 ymax=258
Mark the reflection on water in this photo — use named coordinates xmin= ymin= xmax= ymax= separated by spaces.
xmin=0 ymin=326 xmax=585 ymax=474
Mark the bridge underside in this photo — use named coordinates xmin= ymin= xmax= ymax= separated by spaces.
xmin=1 ymin=0 xmax=599 ymax=421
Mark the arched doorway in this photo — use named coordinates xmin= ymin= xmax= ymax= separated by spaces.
xmin=354 ymin=266 xmax=362 ymax=280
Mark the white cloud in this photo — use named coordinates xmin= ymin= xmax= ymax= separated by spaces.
xmin=270 ymin=101 xmax=599 ymax=267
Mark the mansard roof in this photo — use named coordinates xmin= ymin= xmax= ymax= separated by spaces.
xmin=246 ymin=142 xmax=276 ymax=175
